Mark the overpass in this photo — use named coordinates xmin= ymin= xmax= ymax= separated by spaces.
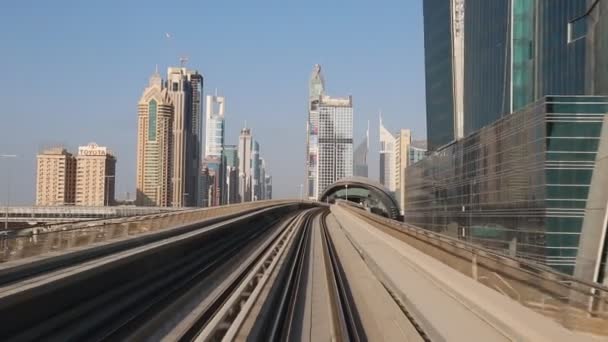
xmin=0 ymin=200 xmax=606 ymax=341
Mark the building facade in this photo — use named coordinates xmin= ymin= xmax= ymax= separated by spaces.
xmin=394 ymin=129 xmax=412 ymax=213
xmin=36 ymin=148 xmax=76 ymax=206
xmin=317 ymin=95 xmax=354 ymax=198
xmin=75 ymin=143 xmax=116 ymax=206
xmin=404 ymin=96 xmax=608 ymax=283
xmin=238 ymin=128 xmax=253 ymax=202
xmin=136 ymin=71 xmax=174 ymax=207
xmin=353 ymin=121 xmax=369 ymax=177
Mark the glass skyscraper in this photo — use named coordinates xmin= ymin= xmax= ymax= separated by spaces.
xmin=416 ymin=0 xmax=608 ymax=283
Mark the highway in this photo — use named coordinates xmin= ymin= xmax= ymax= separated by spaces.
xmin=0 ymin=201 xmax=603 ymax=341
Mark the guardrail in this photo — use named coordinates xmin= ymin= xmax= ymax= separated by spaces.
xmin=0 ymin=200 xmax=304 ymax=264
xmin=340 ymin=203 xmax=608 ymax=337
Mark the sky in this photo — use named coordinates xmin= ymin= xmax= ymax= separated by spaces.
xmin=0 ymin=0 xmax=426 ymax=204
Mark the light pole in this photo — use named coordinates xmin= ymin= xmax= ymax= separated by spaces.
xmin=345 ymin=184 xmax=349 ymax=202
xmin=1 ymin=155 xmax=17 ymax=232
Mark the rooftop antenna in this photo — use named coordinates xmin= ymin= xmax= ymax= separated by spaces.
xmin=179 ymin=56 xmax=189 ymax=67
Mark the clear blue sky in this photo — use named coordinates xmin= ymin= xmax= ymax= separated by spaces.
xmin=0 ymin=0 xmax=426 ymax=204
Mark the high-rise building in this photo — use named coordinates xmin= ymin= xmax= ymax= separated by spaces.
xmin=379 ymin=116 xmax=396 ymax=192
xmin=264 ymin=175 xmax=273 ymax=200
xmin=306 ymin=64 xmax=325 ymax=200
xmin=205 ymin=94 xmax=225 ymax=158
xmin=238 ymin=128 xmax=253 ymax=202
xmin=75 ymin=143 xmax=116 ymax=206
xmin=423 ymin=0 xmax=465 ymax=151
xmin=136 ymin=70 xmax=173 ymax=207
xmin=307 ymin=65 xmax=353 ymax=199
xmin=353 ymin=121 xmax=369 ymax=177
xmin=252 ymin=141 xmax=261 ymax=201
xmin=394 ymin=129 xmax=412 ymax=213
xmin=222 ymin=145 xmax=239 ymax=204
xmin=200 ymin=156 xmax=222 ymax=207
xmin=317 ymin=95 xmax=353 ymax=198
xmin=167 ymin=67 xmax=203 ymax=207
xmin=36 ymin=147 xmax=76 ymax=206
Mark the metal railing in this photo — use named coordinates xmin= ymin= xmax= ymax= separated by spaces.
xmin=0 ymin=200 xmax=299 ymax=265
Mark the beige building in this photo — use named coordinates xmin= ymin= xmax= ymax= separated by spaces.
xmin=36 ymin=148 xmax=77 ymax=206
xmin=136 ymin=71 xmax=174 ymax=206
xmin=75 ymin=143 xmax=116 ymax=206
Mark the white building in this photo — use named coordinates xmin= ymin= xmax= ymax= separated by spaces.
xmin=317 ymin=95 xmax=353 ymax=198
xmin=379 ymin=115 xmax=397 ymax=192
xmin=205 ymin=93 xmax=225 ymax=158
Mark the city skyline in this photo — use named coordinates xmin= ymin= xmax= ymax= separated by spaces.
xmin=0 ymin=0 xmax=424 ymax=204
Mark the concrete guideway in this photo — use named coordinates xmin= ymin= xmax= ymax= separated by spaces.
xmin=0 ymin=202 xmax=601 ymax=341
xmin=331 ymin=205 xmax=596 ymax=341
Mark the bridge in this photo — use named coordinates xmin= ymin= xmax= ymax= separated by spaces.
xmin=0 ymin=200 xmax=606 ymax=341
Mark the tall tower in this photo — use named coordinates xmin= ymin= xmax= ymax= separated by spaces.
xmin=379 ymin=115 xmax=396 ymax=192
xmin=251 ymin=141 xmax=261 ymax=201
xmin=205 ymin=94 xmax=226 ymax=158
xmin=317 ymin=95 xmax=353 ymax=198
xmin=136 ymin=70 xmax=174 ymax=207
xmin=167 ymin=67 xmax=203 ymax=207
xmin=238 ymin=127 xmax=253 ymax=202
xmin=306 ymin=64 xmax=325 ymax=200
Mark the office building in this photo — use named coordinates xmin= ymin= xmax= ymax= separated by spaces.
xmin=167 ymin=67 xmax=203 ymax=207
xmin=307 ymin=65 xmax=353 ymax=199
xmin=205 ymin=94 xmax=225 ymax=158
xmin=36 ymin=148 xmax=76 ymax=206
xmin=200 ymin=156 xmax=222 ymax=207
xmin=75 ymin=143 xmax=116 ymax=206
xmin=317 ymin=95 xmax=353 ymax=198
xmin=238 ymin=128 xmax=253 ymax=202
xmin=353 ymin=121 xmax=369 ymax=177
xmin=379 ymin=116 xmax=396 ymax=192
xmin=136 ymin=70 xmax=174 ymax=207
xmin=393 ymin=129 xmax=412 ymax=213
xmin=423 ymin=0 xmax=465 ymax=151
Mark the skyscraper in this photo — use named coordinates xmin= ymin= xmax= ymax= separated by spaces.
xmin=167 ymin=67 xmax=203 ymax=207
xmin=317 ymin=95 xmax=353 ymax=198
xmin=222 ymin=145 xmax=239 ymax=204
xmin=394 ymin=129 xmax=412 ymax=213
xmin=423 ymin=0 xmax=465 ymax=151
xmin=353 ymin=121 xmax=369 ymax=177
xmin=379 ymin=115 xmax=396 ymax=192
xmin=238 ymin=128 xmax=253 ymax=202
xmin=307 ymin=65 xmax=353 ymax=199
xmin=136 ymin=70 xmax=173 ymax=207
xmin=205 ymin=94 xmax=225 ymax=158
xmin=306 ymin=64 xmax=325 ymax=200
xmin=251 ymin=141 xmax=261 ymax=201
xmin=36 ymin=147 xmax=76 ymax=206
xmin=264 ymin=175 xmax=273 ymax=200
xmin=75 ymin=143 xmax=116 ymax=206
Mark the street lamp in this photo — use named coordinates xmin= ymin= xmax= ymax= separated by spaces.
xmin=1 ymin=154 xmax=17 ymax=231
